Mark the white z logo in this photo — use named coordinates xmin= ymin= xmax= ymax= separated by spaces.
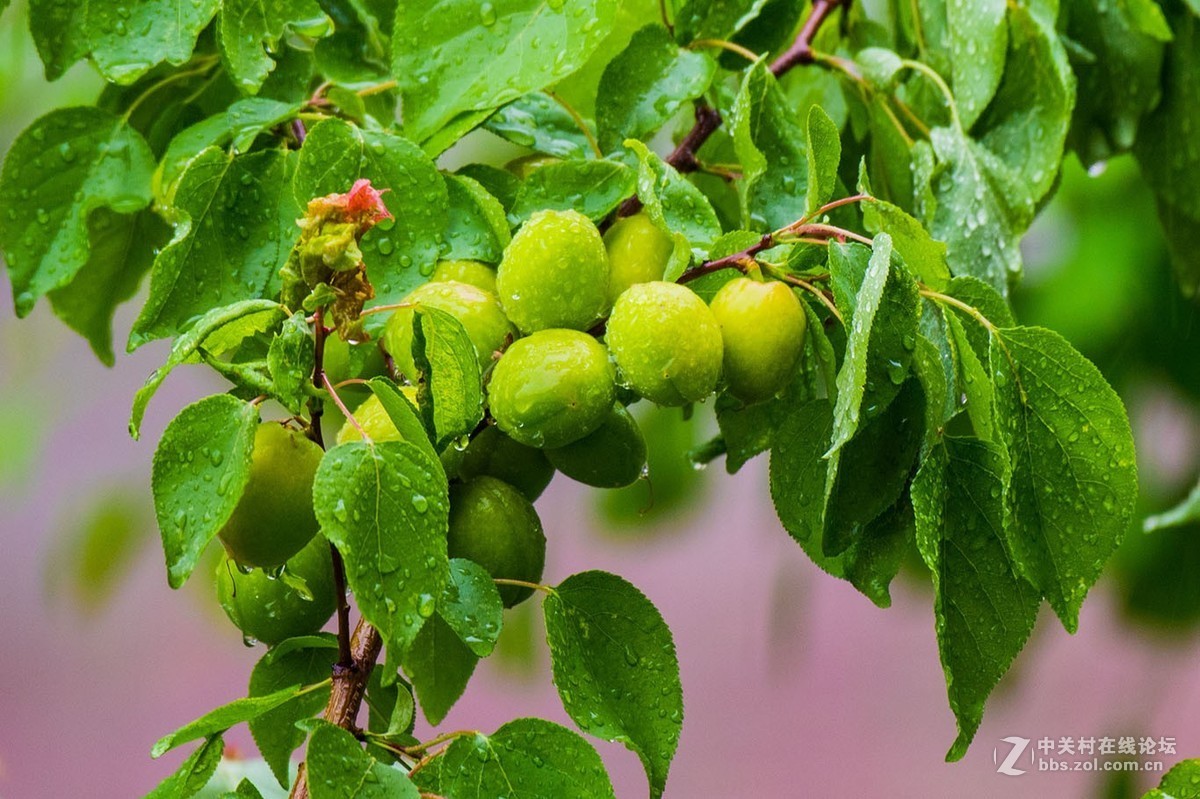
xmin=995 ymin=736 xmax=1031 ymax=776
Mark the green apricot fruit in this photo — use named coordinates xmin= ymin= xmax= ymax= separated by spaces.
xmin=447 ymin=477 xmax=546 ymax=607
xmin=215 ymin=534 xmax=338 ymax=645
xmin=219 ymin=423 xmax=323 ymax=568
xmin=603 ymin=213 xmax=675 ymax=303
xmin=487 ymin=329 xmax=616 ymax=448
xmin=458 ymin=425 xmax=556 ymax=500
xmin=432 ymin=259 xmax=498 ymax=294
xmin=710 ymin=277 xmax=808 ymax=403
xmin=337 ymin=391 xmax=464 ymax=474
xmin=545 ymin=404 xmax=646 ymax=488
xmin=606 ymin=281 xmax=724 ymax=406
xmin=496 ymin=210 xmax=610 ymax=333
xmin=383 ymin=280 xmax=515 ymax=381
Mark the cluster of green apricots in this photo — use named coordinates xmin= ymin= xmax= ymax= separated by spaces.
xmin=214 ymin=206 xmax=810 ymax=645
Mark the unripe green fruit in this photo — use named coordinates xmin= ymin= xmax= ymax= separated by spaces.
xmin=488 ymin=329 xmax=616 ymax=448
xmin=219 ymin=423 xmax=323 ymax=568
xmin=710 ymin=277 xmax=808 ymax=403
xmin=447 ymin=477 xmax=546 ymax=607
xmin=505 ymin=154 xmax=560 ymax=179
xmin=383 ymin=280 xmax=515 ymax=380
xmin=215 ymin=535 xmax=337 ymax=645
xmin=323 ymin=335 xmax=387 ymax=386
xmin=546 ymin=404 xmax=646 ymax=488
xmin=432 ymin=259 xmax=498 ymax=294
xmin=606 ymin=281 xmax=724 ymax=406
xmin=603 ymin=213 xmax=675 ymax=303
xmin=458 ymin=425 xmax=555 ymax=500
xmin=496 ymin=210 xmax=610 ymax=333
xmin=337 ymin=392 xmax=464 ymax=474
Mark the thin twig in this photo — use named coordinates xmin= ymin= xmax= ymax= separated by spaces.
xmin=769 ymin=0 xmax=847 ymax=76
xmin=547 ymin=91 xmax=604 ymax=159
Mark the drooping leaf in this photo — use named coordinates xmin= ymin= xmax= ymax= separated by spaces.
xmin=47 ymin=208 xmax=169 ymax=365
xmin=412 ymin=307 xmax=485 ymax=450
xmin=731 ymin=60 xmax=808 ymax=230
xmin=804 ymin=104 xmax=840 ymax=216
xmin=130 ymin=148 xmax=299 ymax=348
xmin=219 ymin=0 xmax=331 ymax=93
xmin=911 ymin=435 xmax=1040 ymax=761
xmin=392 ymin=0 xmax=620 ymax=141
xmin=544 ymin=571 xmax=682 ymax=798
xmin=267 ymin=313 xmax=315 ymax=414
xmin=484 ymin=91 xmax=597 ymax=160
xmin=1144 ymin=481 xmax=1200 ymax=534
xmin=364 ymin=377 xmax=438 ymax=464
xmin=861 ymin=198 xmax=950 ymax=290
xmin=443 ymin=173 xmax=511 ymax=264
xmin=143 ymin=735 xmax=224 ymax=799
xmin=990 ymin=326 xmax=1138 ymax=632
xmin=509 ymin=160 xmax=636 ymax=223
xmin=130 ymin=300 xmax=287 ymax=437
xmin=248 ymin=635 xmax=338 ymax=788
xmin=293 ymin=119 xmax=449 ymax=307
xmin=413 ymin=718 xmax=616 ymax=799
xmin=153 ymin=684 xmax=317 ymax=758
xmin=151 ymin=395 xmax=259 ymax=588
xmin=0 ymin=107 xmax=155 ymax=317
xmin=306 ymin=723 xmax=419 ymax=799
xmin=596 ymin=23 xmax=716 ymax=152
xmin=440 ymin=559 xmax=504 ymax=657
xmin=313 ymin=441 xmax=451 ymax=658
xmin=402 ymin=614 xmax=479 ymax=726
xmin=944 ymin=0 xmax=1008 ymax=128
xmin=625 ymin=139 xmax=721 ymax=255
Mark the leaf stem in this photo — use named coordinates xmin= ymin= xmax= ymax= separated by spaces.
xmin=492 ymin=578 xmax=556 ymax=596
xmin=357 ymin=79 xmax=398 ymax=97
xmin=403 ymin=729 xmax=480 ymax=755
xmin=689 ymin=38 xmax=761 ymax=64
xmin=322 ymin=372 xmax=370 ymax=441
xmin=545 ymin=91 xmax=604 ymax=159
xmin=900 ymin=59 xmax=961 ymax=131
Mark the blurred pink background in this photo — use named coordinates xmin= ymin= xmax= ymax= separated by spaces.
xmin=2 ymin=274 xmax=1200 ymax=799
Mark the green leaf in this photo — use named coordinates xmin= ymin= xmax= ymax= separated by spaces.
xmin=625 ymin=139 xmax=721 ymax=253
xmin=804 ymin=105 xmax=840 ymax=216
xmin=443 ymin=173 xmax=511 ymax=264
xmin=861 ymin=198 xmax=950 ymax=290
xmin=828 ymin=234 xmax=920 ymax=455
xmin=731 ymin=60 xmax=808 ymax=229
xmin=440 ymin=558 xmax=504 ymax=656
xmin=28 ymin=0 xmax=219 ymax=83
xmin=151 ymin=395 xmax=259 ymax=589
xmin=484 ymin=91 xmax=597 ymax=160
xmin=160 ymin=99 xmax=302 ymax=195
xmin=364 ymin=377 xmax=438 ymax=464
xmin=413 ymin=718 xmax=616 ymax=799
xmin=944 ymin=274 xmax=1014 ymax=362
xmin=1065 ymin=0 xmax=1170 ymax=165
xmin=47 ymin=208 xmax=169 ymax=366
xmin=307 ymin=723 xmax=419 ymax=799
xmin=130 ymin=148 xmax=300 ymax=349
xmin=153 ymin=684 xmax=317 ymax=758
xmin=1144 ymin=759 xmax=1200 ymax=799
xmin=313 ymin=441 xmax=451 ymax=658
xmin=130 ymin=300 xmax=287 ymax=437
xmin=402 ymin=613 xmax=479 ymax=726
xmin=990 ymin=326 xmax=1138 ymax=632
xmin=673 ymin=0 xmax=771 ymax=44
xmin=1144 ymin=481 xmax=1200 ymax=534
xmin=248 ymin=636 xmax=337 ymax=788
xmin=392 ymin=0 xmax=621 ymax=141
xmin=144 ymin=735 xmax=224 ymax=799
xmin=0 ymin=107 xmax=155 ymax=317
xmin=544 ymin=571 xmax=682 ymax=798
xmin=1133 ymin=11 xmax=1200 ymax=297
xmin=946 ymin=0 xmax=1008 ymax=128
xmin=413 ymin=307 xmax=485 ymax=450
xmin=596 ymin=24 xmax=716 ymax=152
xmin=293 ymin=119 xmax=449 ymax=307
xmin=975 ymin=2 xmax=1075 ymax=204
xmin=915 ymin=129 xmax=1033 ymax=295
xmin=267 ymin=313 xmax=315 ymax=414
xmin=510 ymin=160 xmax=636 ymax=223
xmin=945 ymin=312 xmax=995 ymax=441
xmin=911 ymin=435 xmax=1040 ymax=761
xmin=219 ymin=0 xmax=330 ymax=93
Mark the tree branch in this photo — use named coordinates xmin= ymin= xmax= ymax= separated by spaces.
xmin=769 ymin=0 xmax=847 ymax=76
